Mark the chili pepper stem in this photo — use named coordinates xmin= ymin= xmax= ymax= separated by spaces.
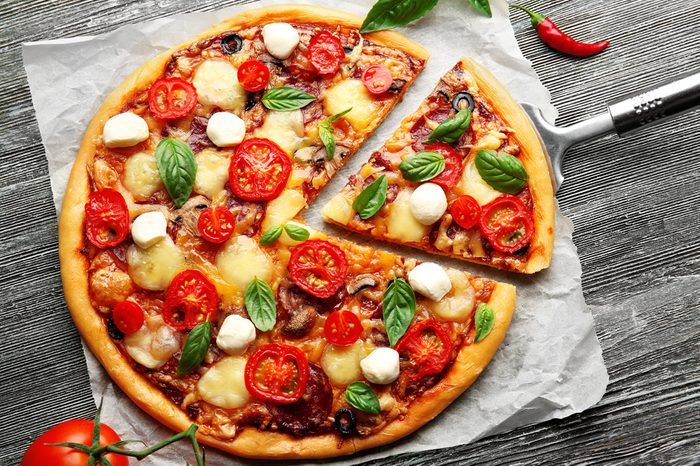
xmin=510 ymin=5 xmax=546 ymax=27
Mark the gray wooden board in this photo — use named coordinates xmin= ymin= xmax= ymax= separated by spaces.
xmin=0 ymin=0 xmax=698 ymax=464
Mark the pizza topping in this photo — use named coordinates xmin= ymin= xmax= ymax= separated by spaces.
xmin=85 ymin=189 xmax=130 ymax=249
xmin=123 ymin=151 xmax=163 ymax=200
xmin=361 ymin=64 xmax=394 ymax=94
xmin=124 ymin=316 xmax=181 ymax=369
xmin=352 ymin=174 xmax=387 ymax=220
xmin=345 ymin=274 xmax=378 ymax=294
xmin=345 ymin=381 xmax=381 ymax=413
xmin=474 ymin=303 xmax=495 ymax=342
xmin=244 ymin=277 xmax=277 ymax=332
xmin=192 ymin=59 xmax=247 ymax=111
xmin=130 ymin=211 xmax=168 ymax=249
xmin=205 ymin=112 xmax=245 ymax=147
xmin=320 ymin=341 xmax=363 ymax=385
xmin=479 ymin=195 xmax=534 ymax=253
xmin=452 ymin=91 xmax=475 ymax=112
xmin=112 ymin=301 xmax=145 ymax=335
xmin=244 ymin=343 xmax=309 ymax=404
xmin=450 ymin=195 xmax=481 ymax=229
xmin=409 ymin=183 xmax=448 ymax=225
xmin=407 ymin=262 xmax=452 ymax=301
xmin=308 ymin=31 xmax=345 ymax=75
xmin=324 ymin=310 xmax=362 ymax=346
xmin=177 ymin=319 xmax=212 ymax=376
xmin=288 ymin=240 xmax=348 ymax=299
xmin=395 ymin=319 xmax=454 ymax=381
xmin=228 ymin=138 xmax=291 ymax=201
xmin=254 ymin=109 xmax=305 ymax=155
xmin=220 ymin=33 xmax=243 ymax=55
xmin=197 ymin=207 xmax=235 ymax=244
xmin=425 ymin=143 xmax=464 ymax=189
xmin=197 ymin=356 xmax=251 ymax=409
xmin=162 ymin=270 xmax=218 ymax=330
xmin=261 ymin=22 xmax=300 ymax=59
xmin=216 ymin=235 xmax=274 ymax=290
xmin=333 ymin=408 xmax=357 ymax=436
xmin=385 ymin=189 xmax=430 ymax=243
xmin=102 ymin=112 xmax=149 ymax=148
xmin=127 ymin=236 xmax=185 ymax=291
xmin=425 ymin=107 xmax=472 ymax=145
xmin=261 ymin=87 xmax=315 ymax=112
xmin=399 ymin=150 xmax=445 ymax=183
xmin=318 ymin=107 xmax=352 ymax=160
xmin=216 ymin=314 xmax=257 ymax=355
xmin=237 ymin=60 xmax=270 ymax=92
xmin=382 ymin=278 xmax=416 ymax=346
xmin=147 ymin=77 xmax=197 ymax=120
xmin=474 ymin=149 xmax=529 ymax=195
xmin=360 ymin=347 xmax=400 ymax=385
xmin=155 ymin=138 xmax=197 ymax=208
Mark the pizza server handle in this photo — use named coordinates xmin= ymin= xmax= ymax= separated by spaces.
xmin=521 ymin=70 xmax=700 ymax=191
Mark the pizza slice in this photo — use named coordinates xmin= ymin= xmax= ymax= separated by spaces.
xmin=322 ymin=58 xmax=555 ymax=273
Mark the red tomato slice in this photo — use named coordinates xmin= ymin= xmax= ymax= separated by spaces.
xmin=394 ymin=319 xmax=454 ymax=381
xmin=245 ymin=343 xmax=310 ymax=403
xmin=112 ymin=301 xmax=145 ymax=335
xmin=85 ymin=189 xmax=130 ymax=249
xmin=307 ymin=31 xmax=345 ymax=75
xmin=450 ymin=195 xmax=481 ymax=230
xmin=289 ymin=240 xmax=348 ymax=299
xmin=361 ymin=64 xmax=393 ymax=95
xmin=197 ymin=207 xmax=236 ymax=244
xmin=479 ymin=195 xmax=534 ymax=253
xmin=147 ymin=77 xmax=197 ymax=120
xmin=425 ymin=143 xmax=464 ymax=189
xmin=163 ymin=270 xmax=218 ymax=330
xmin=228 ymin=138 xmax=292 ymax=201
xmin=237 ymin=60 xmax=270 ymax=92
xmin=324 ymin=311 xmax=362 ymax=346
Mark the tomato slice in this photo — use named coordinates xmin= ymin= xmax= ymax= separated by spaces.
xmin=394 ymin=319 xmax=454 ymax=381
xmin=197 ymin=207 xmax=236 ymax=244
xmin=245 ymin=343 xmax=310 ymax=403
xmin=361 ymin=64 xmax=393 ymax=95
xmin=479 ymin=195 xmax=534 ymax=253
xmin=289 ymin=240 xmax=348 ymax=299
xmin=324 ymin=311 xmax=362 ymax=346
xmin=307 ymin=31 xmax=345 ymax=75
xmin=425 ymin=143 xmax=464 ymax=189
xmin=450 ymin=195 xmax=481 ymax=230
xmin=237 ymin=60 xmax=270 ymax=92
xmin=228 ymin=138 xmax=292 ymax=201
xmin=112 ymin=301 xmax=145 ymax=335
xmin=85 ymin=189 xmax=130 ymax=249
xmin=162 ymin=270 xmax=218 ymax=330
xmin=147 ymin=77 xmax=197 ymax=120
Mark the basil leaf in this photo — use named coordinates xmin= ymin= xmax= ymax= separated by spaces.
xmin=467 ymin=0 xmax=492 ymax=17
xmin=260 ymin=225 xmax=283 ymax=246
xmin=244 ymin=277 xmax=277 ymax=332
xmin=474 ymin=150 xmax=529 ymax=194
xmin=177 ymin=320 xmax=212 ymax=376
xmin=383 ymin=278 xmax=416 ymax=346
xmin=319 ymin=108 xmax=352 ymax=159
xmin=352 ymin=175 xmax=388 ymax=220
xmin=361 ymin=0 xmax=439 ymax=33
xmin=262 ymin=86 xmax=315 ymax=111
xmin=155 ymin=138 xmax=197 ymax=208
xmin=474 ymin=303 xmax=495 ymax=342
xmin=425 ymin=108 xmax=472 ymax=144
xmin=284 ymin=223 xmax=310 ymax=241
xmin=399 ymin=150 xmax=445 ymax=182
xmin=344 ymin=381 xmax=381 ymax=414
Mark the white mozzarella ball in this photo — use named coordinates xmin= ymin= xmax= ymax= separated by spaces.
xmin=103 ymin=112 xmax=149 ymax=148
xmin=261 ymin=23 xmax=300 ymax=59
xmin=408 ymin=262 xmax=452 ymax=302
xmin=216 ymin=314 xmax=256 ymax=355
xmin=130 ymin=211 xmax=167 ymax=249
xmin=360 ymin=347 xmax=400 ymax=385
xmin=206 ymin=112 xmax=246 ymax=147
xmin=409 ymin=183 xmax=448 ymax=225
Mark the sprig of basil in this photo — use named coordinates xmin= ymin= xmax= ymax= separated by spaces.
xmin=284 ymin=223 xmax=310 ymax=241
xmin=319 ymin=108 xmax=352 ymax=160
xmin=383 ymin=278 xmax=416 ymax=346
xmin=425 ymin=108 xmax=472 ymax=145
xmin=155 ymin=138 xmax=197 ymax=208
xmin=344 ymin=382 xmax=381 ymax=414
xmin=260 ymin=225 xmax=283 ymax=246
xmin=352 ymin=175 xmax=387 ymax=220
xmin=467 ymin=0 xmax=492 ymax=17
xmin=262 ymin=87 xmax=315 ymax=111
xmin=474 ymin=303 xmax=495 ymax=342
xmin=399 ymin=151 xmax=445 ymax=182
xmin=244 ymin=277 xmax=277 ymax=332
xmin=177 ymin=319 xmax=212 ymax=376
xmin=360 ymin=0 xmax=439 ymax=33
xmin=474 ymin=150 xmax=529 ymax=194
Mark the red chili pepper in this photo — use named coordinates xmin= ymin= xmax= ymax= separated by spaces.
xmin=512 ymin=5 xmax=610 ymax=57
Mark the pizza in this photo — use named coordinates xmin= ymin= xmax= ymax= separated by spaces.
xmin=323 ymin=57 xmax=555 ymax=273
xmin=58 ymin=5 xmax=519 ymax=460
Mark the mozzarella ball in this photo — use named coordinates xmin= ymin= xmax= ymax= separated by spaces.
xmin=216 ymin=315 xmax=256 ymax=355
xmin=261 ymin=23 xmax=300 ymax=59
xmin=409 ymin=183 xmax=448 ymax=225
xmin=408 ymin=262 xmax=452 ymax=302
xmin=206 ymin=112 xmax=245 ymax=147
xmin=130 ymin=211 xmax=167 ymax=249
xmin=360 ymin=347 xmax=400 ymax=385
xmin=103 ymin=112 xmax=149 ymax=148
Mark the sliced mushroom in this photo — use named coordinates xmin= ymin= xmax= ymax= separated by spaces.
xmin=346 ymin=274 xmax=378 ymax=294
xmin=170 ymin=195 xmax=210 ymax=236
xmin=294 ymin=146 xmax=327 ymax=164
xmin=282 ymin=305 xmax=317 ymax=339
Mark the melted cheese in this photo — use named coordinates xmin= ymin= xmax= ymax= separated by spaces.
xmin=127 ymin=236 xmax=185 ymax=291
xmin=194 ymin=149 xmax=230 ymax=199
xmin=192 ymin=60 xmax=247 ymax=112
xmin=473 ymin=130 xmax=508 ymax=151
xmin=254 ymin=109 xmax=305 ymax=155
xmin=385 ymin=189 xmax=429 ymax=243
xmin=123 ymin=152 xmax=163 ymax=200
xmin=124 ymin=316 xmax=181 ymax=369
xmin=197 ymin=356 xmax=250 ymax=409
xmin=431 ymin=269 xmax=476 ymax=322
xmin=320 ymin=342 xmax=364 ymax=386
xmin=455 ymin=157 xmax=502 ymax=206
xmin=216 ymin=235 xmax=273 ymax=290
xmin=324 ymin=79 xmax=379 ymax=130
xmin=261 ymin=189 xmax=306 ymax=232
xmin=321 ymin=192 xmax=355 ymax=225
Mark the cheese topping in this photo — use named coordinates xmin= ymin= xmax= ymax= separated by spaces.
xmin=321 ymin=342 xmax=364 ymax=386
xmin=320 ymin=192 xmax=355 ymax=225
xmin=385 ymin=189 xmax=429 ymax=243
xmin=431 ymin=269 xmax=476 ymax=322
xmin=193 ymin=149 xmax=230 ymax=200
xmin=260 ymin=189 xmax=306 ymax=233
xmin=206 ymin=112 xmax=246 ymax=147
xmin=197 ymin=356 xmax=251 ymax=409
xmin=455 ymin=157 xmax=501 ymax=206
xmin=216 ymin=235 xmax=273 ymax=290
xmin=254 ymin=109 xmax=305 ymax=155
xmin=408 ymin=262 xmax=452 ymax=302
xmin=192 ymin=60 xmax=247 ymax=111
xmin=103 ymin=112 xmax=149 ymax=148
xmin=130 ymin=211 xmax=167 ymax=249
xmin=409 ymin=183 xmax=448 ymax=225
xmin=360 ymin=347 xmax=400 ymax=385
xmin=124 ymin=316 xmax=181 ymax=369
xmin=216 ymin=314 xmax=256 ymax=355
xmin=261 ymin=23 xmax=300 ymax=59
xmin=127 ymin=236 xmax=185 ymax=291
xmin=123 ymin=152 xmax=163 ymax=200
xmin=324 ymin=79 xmax=379 ymax=130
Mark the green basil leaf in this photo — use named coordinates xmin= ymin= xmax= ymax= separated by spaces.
xmin=399 ymin=150 xmax=445 ymax=182
xmin=284 ymin=223 xmax=310 ymax=241
xmin=260 ymin=225 xmax=283 ymax=246
xmin=155 ymin=138 xmax=197 ymax=208
xmin=320 ymin=108 xmax=352 ymax=159
xmin=425 ymin=108 xmax=472 ymax=144
xmin=244 ymin=277 xmax=277 ymax=332
xmin=352 ymin=175 xmax=388 ymax=220
xmin=474 ymin=303 xmax=495 ymax=342
xmin=344 ymin=381 xmax=381 ymax=414
xmin=361 ymin=0 xmax=439 ymax=33
xmin=177 ymin=320 xmax=212 ymax=376
xmin=467 ymin=0 xmax=492 ymax=17
xmin=262 ymin=86 xmax=315 ymax=111
xmin=474 ymin=150 xmax=529 ymax=194
xmin=383 ymin=278 xmax=416 ymax=346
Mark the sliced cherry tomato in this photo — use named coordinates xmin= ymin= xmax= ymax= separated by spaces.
xmin=147 ymin=77 xmax=197 ymax=120
xmin=450 ymin=195 xmax=481 ymax=230
xmin=228 ymin=138 xmax=292 ymax=201
xmin=237 ymin=60 xmax=270 ymax=92
xmin=197 ymin=207 xmax=236 ymax=244
xmin=307 ymin=31 xmax=345 ymax=75
xmin=288 ymin=240 xmax=348 ymax=299
xmin=85 ymin=189 xmax=130 ymax=249
xmin=162 ymin=270 xmax=218 ymax=330
xmin=361 ymin=64 xmax=393 ymax=95
xmin=324 ymin=310 xmax=362 ymax=346
xmin=479 ymin=195 xmax=534 ymax=253
xmin=425 ymin=143 xmax=464 ymax=189
xmin=245 ymin=343 xmax=309 ymax=403
xmin=112 ymin=301 xmax=144 ymax=335
xmin=395 ymin=319 xmax=454 ymax=381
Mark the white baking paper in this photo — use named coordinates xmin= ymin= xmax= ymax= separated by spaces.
xmin=22 ymin=0 xmax=608 ymax=464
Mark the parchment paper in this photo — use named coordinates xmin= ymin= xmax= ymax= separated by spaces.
xmin=22 ymin=0 xmax=608 ymax=464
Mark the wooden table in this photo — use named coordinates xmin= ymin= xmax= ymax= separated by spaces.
xmin=1 ymin=0 xmax=698 ymax=464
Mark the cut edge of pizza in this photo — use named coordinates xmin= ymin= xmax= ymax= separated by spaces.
xmin=322 ymin=57 xmax=555 ymax=274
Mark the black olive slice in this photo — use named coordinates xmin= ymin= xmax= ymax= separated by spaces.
xmin=107 ymin=318 xmax=124 ymax=340
xmin=343 ymin=45 xmax=354 ymax=54
xmin=452 ymin=91 xmax=475 ymax=112
xmin=221 ymin=33 xmax=243 ymax=55
xmin=334 ymin=408 xmax=356 ymax=436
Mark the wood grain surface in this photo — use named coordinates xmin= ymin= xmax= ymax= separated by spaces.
xmin=1 ymin=0 xmax=698 ymax=464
